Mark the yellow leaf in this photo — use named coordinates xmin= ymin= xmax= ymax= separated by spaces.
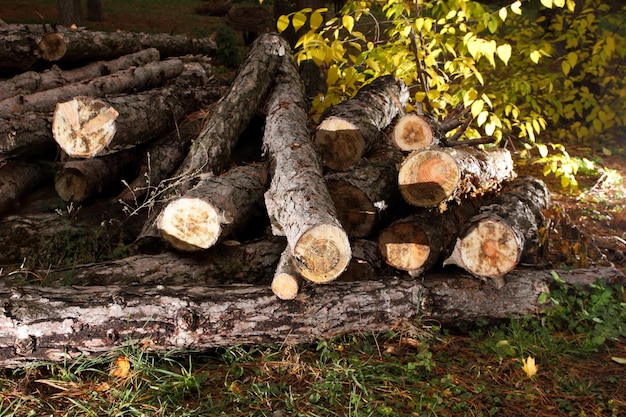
xmin=497 ymin=44 xmax=512 ymax=65
xmin=537 ymin=143 xmax=548 ymax=158
xmin=310 ymin=11 xmax=323 ymax=31
xmin=540 ymin=0 xmax=553 ymax=9
xmin=511 ymin=1 xmax=522 ymax=15
xmin=566 ymin=52 xmax=578 ymax=68
xmin=561 ymin=61 xmax=570 ymax=75
xmin=293 ymin=11 xmax=307 ymax=32
xmin=471 ymin=99 xmax=484 ymax=118
xmin=476 ymin=110 xmax=488 ymax=126
xmin=554 ymin=0 xmax=565 ymax=7
xmin=277 ymin=15 xmax=290 ymax=33
xmin=342 ymin=15 xmax=355 ymax=34
xmin=498 ymin=7 xmax=507 ymax=21
xmin=111 ymin=356 xmax=131 ymax=378
xmin=522 ymin=356 xmax=538 ymax=378
xmin=530 ymin=50 xmax=541 ymax=64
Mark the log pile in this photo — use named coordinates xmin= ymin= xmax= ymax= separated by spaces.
xmin=0 ymin=28 xmax=622 ymax=367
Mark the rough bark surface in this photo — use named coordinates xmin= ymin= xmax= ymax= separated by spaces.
xmin=0 ymin=267 xmax=622 ymax=367
xmin=38 ymin=28 xmax=216 ymax=63
xmin=444 ymin=177 xmax=551 ymax=285
xmin=0 ymin=58 xmax=183 ymax=116
xmin=0 ymin=112 xmax=56 ymax=161
xmin=0 ymin=48 xmax=160 ymax=101
xmin=157 ymin=162 xmax=268 ymax=251
xmin=52 ymin=76 xmax=225 ymax=158
xmin=314 ymin=75 xmax=409 ymax=171
xmin=263 ymin=46 xmax=351 ymax=283
xmin=398 ymin=146 xmax=515 ymax=208
xmin=0 ymin=160 xmax=48 ymax=216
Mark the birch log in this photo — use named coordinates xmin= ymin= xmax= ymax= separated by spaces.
xmin=0 ymin=58 xmax=183 ymax=116
xmin=263 ymin=44 xmax=351 ymax=283
xmin=398 ymin=146 xmax=515 ymax=208
xmin=0 ymin=267 xmax=622 ymax=367
xmin=157 ymin=162 xmax=268 ymax=251
xmin=314 ymin=75 xmax=409 ymax=171
xmin=0 ymin=48 xmax=161 ymax=101
xmin=444 ymin=177 xmax=551 ymax=286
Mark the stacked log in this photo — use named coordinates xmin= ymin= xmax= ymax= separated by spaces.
xmin=0 ymin=26 xmax=611 ymax=367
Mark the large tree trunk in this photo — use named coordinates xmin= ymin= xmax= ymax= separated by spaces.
xmin=314 ymin=76 xmax=409 ymax=171
xmin=52 ymin=73 xmax=225 ymax=158
xmin=0 ymin=267 xmax=623 ymax=367
xmin=0 ymin=48 xmax=160 ymax=101
xmin=38 ymin=28 xmax=216 ymax=63
xmin=86 ymin=0 xmax=104 ymax=21
xmin=0 ymin=58 xmax=183 ymax=115
xmin=263 ymin=45 xmax=351 ymax=284
xmin=0 ymin=160 xmax=49 ymax=216
xmin=157 ymin=162 xmax=269 ymax=251
xmin=398 ymin=146 xmax=515 ymax=208
xmin=57 ymin=0 xmax=84 ymax=27
xmin=444 ymin=176 xmax=551 ymax=287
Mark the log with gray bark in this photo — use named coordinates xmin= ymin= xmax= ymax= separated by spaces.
xmin=398 ymin=146 xmax=515 ymax=208
xmin=444 ymin=176 xmax=551 ymax=287
xmin=314 ymin=75 xmax=409 ymax=171
xmin=52 ymin=70 xmax=225 ymax=158
xmin=0 ymin=58 xmax=184 ymax=116
xmin=156 ymin=162 xmax=269 ymax=251
xmin=0 ymin=266 xmax=623 ymax=367
xmin=0 ymin=48 xmax=161 ymax=101
xmin=263 ymin=43 xmax=351 ymax=284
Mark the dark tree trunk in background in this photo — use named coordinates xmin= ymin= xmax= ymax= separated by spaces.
xmin=57 ymin=0 xmax=84 ymax=27
xmin=87 ymin=0 xmax=104 ymax=22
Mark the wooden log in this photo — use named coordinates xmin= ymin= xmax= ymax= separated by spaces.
xmin=0 ymin=26 xmax=44 ymax=72
xmin=0 ymin=58 xmax=183 ymax=116
xmin=37 ymin=28 xmax=216 ymax=63
xmin=377 ymin=202 xmax=481 ymax=276
xmin=0 ymin=48 xmax=161 ymax=101
xmin=325 ymin=144 xmax=403 ymax=238
xmin=0 ymin=111 xmax=56 ymax=161
xmin=271 ymin=248 xmax=302 ymax=300
xmin=398 ymin=146 xmax=515 ymax=208
xmin=157 ymin=162 xmax=268 ymax=251
xmin=55 ymin=148 xmax=147 ymax=202
xmin=444 ymin=176 xmax=551 ymax=287
xmin=314 ymin=75 xmax=409 ymax=171
xmin=0 ymin=238 xmax=285 ymax=288
xmin=263 ymin=45 xmax=351 ymax=283
xmin=52 ymin=74 xmax=225 ymax=158
xmin=391 ymin=112 xmax=440 ymax=151
xmin=0 ymin=160 xmax=48 ymax=216
xmin=0 ymin=266 xmax=622 ymax=367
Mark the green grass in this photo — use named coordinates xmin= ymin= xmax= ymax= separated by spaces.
xmin=1 ymin=278 xmax=625 ymax=417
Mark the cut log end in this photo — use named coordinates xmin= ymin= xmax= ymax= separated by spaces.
xmin=327 ymin=179 xmax=376 ymax=238
xmin=55 ymin=168 xmax=88 ymax=202
xmin=446 ymin=219 xmax=519 ymax=278
xmin=392 ymin=113 xmax=435 ymax=151
xmin=39 ymin=32 xmax=67 ymax=61
xmin=314 ymin=117 xmax=365 ymax=171
xmin=271 ymin=272 xmax=300 ymax=300
xmin=52 ymin=97 xmax=119 ymax=158
xmin=292 ymin=224 xmax=351 ymax=283
xmin=378 ymin=222 xmax=430 ymax=273
xmin=398 ymin=149 xmax=460 ymax=207
xmin=158 ymin=197 xmax=225 ymax=251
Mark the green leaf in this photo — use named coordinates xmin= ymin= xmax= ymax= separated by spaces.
xmin=537 ymin=292 xmax=549 ymax=304
xmin=293 ymin=11 xmax=307 ymax=32
xmin=342 ymin=15 xmax=355 ymax=34
xmin=277 ymin=15 xmax=290 ymax=33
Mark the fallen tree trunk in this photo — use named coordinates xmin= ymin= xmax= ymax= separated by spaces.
xmin=52 ymin=74 xmax=225 ymax=158
xmin=325 ymin=144 xmax=403 ymax=238
xmin=398 ymin=146 xmax=515 ymax=208
xmin=0 ymin=58 xmax=184 ymax=115
xmin=0 ymin=160 xmax=49 ymax=216
xmin=37 ymin=28 xmax=216 ymax=63
xmin=0 ymin=266 xmax=622 ymax=367
xmin=444 ymin=176 xmax=551 ymax=287
xmin=314 ymin=75 xmax=409 ymax=171
xmin=0 ymin=48 xmax=161 ymax=101
xmin=263 ymin=45 xmax=351 ymax=284
xmin=157 ymin=162 xmax=269 ymax=251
